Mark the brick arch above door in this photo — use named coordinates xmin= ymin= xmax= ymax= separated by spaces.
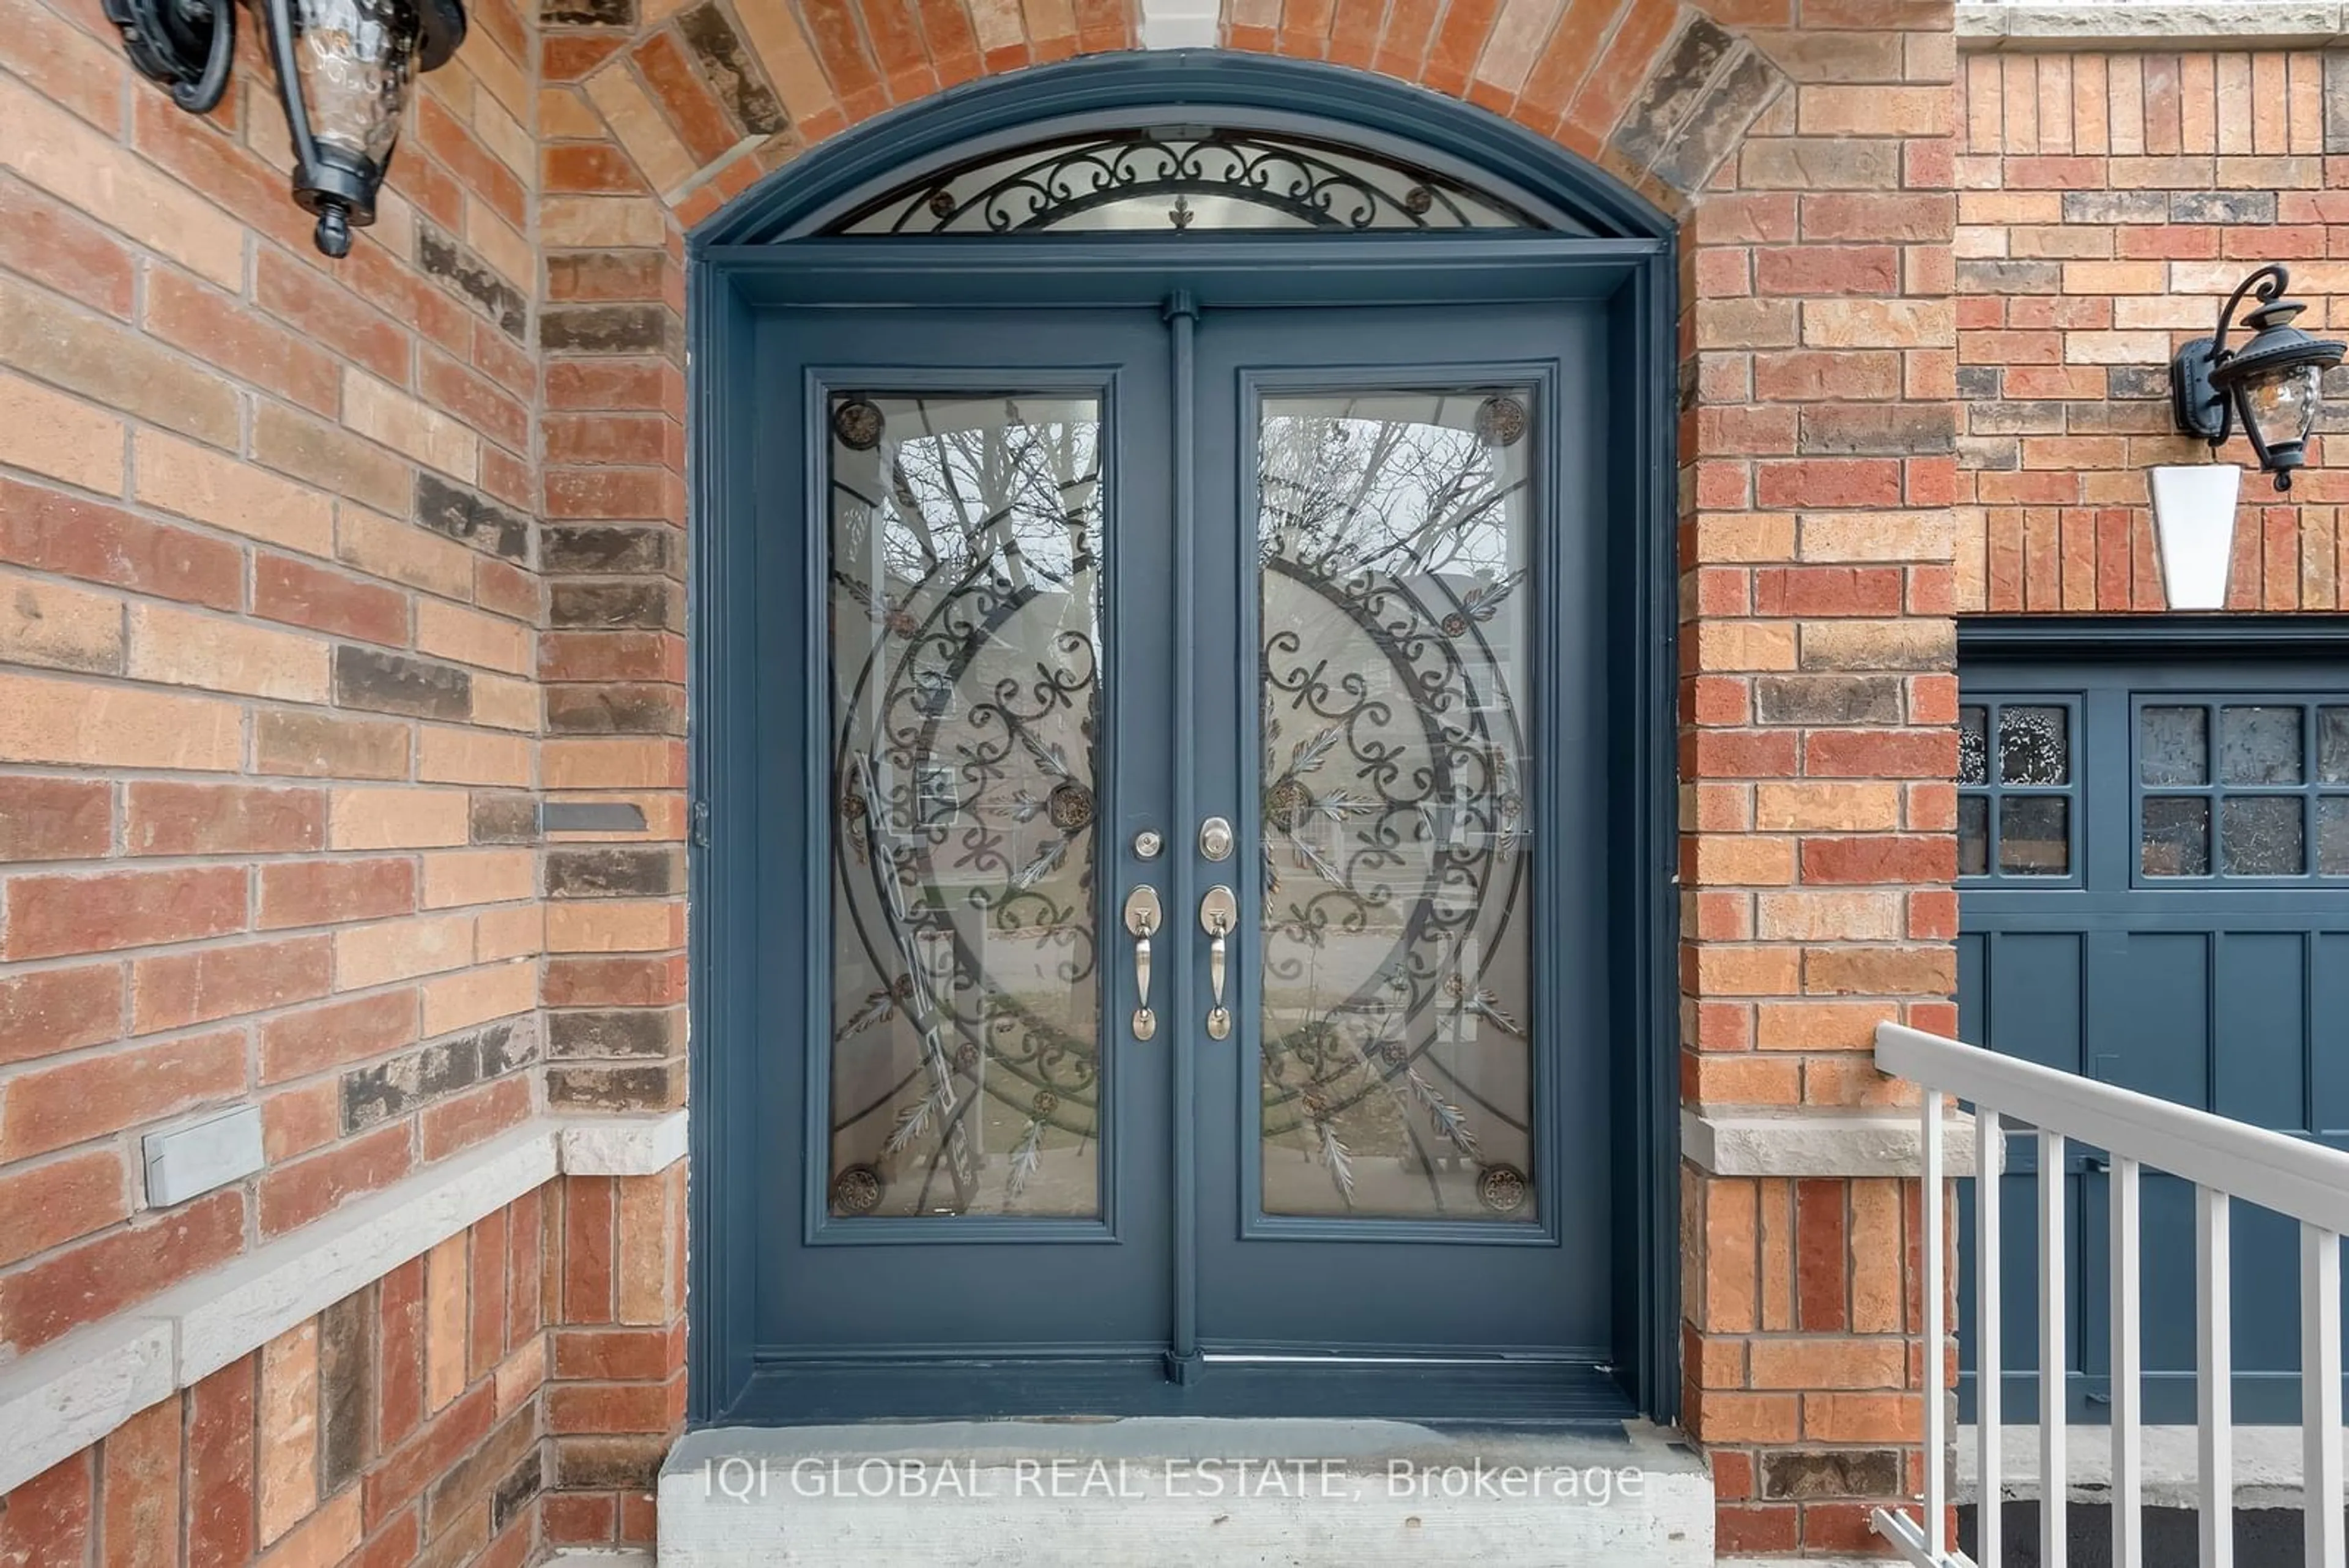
xmin=537 ymin=0 xmax=1854 ymax=234
xmin=529 ymin=1 xmax=1962 ymax=1548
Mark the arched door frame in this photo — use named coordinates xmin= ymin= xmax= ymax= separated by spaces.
xmin=684 ymin=50 xmax=1682 ymax=1425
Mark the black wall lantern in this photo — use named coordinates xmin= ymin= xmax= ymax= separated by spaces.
xmin=2170 ymin=262 xmax=2345 ymax=491
xmin=102 ymin=0 xmax=466 ymax=259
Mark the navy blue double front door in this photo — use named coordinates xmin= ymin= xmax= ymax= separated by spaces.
xmin=735 ymin=294 xmax=1617 ymax=1411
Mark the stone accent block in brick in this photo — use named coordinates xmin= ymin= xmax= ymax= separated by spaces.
xmin=415 ymin=472 xmax=532 ymax=562
xmin=332 ymin=646 xmax=473 ymax=720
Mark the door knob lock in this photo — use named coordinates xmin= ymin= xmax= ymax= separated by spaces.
xmin=1198 ymin=885 xmax=1236 ymax=1040
xmin=1198 ymin=817 xmax=1234 ymax=861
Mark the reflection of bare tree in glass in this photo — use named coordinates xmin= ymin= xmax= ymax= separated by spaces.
xmin=1258 ymin=401 xmax=1523 ymax=581
xmin=1253 ymin=395 xmax=1538 ymax=1219
xmin=828 ymin=396 xmax=1108 ymax=1218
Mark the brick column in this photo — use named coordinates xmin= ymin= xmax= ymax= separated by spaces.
xmin=541 ymin=1165 xmax=689 ymax=1547
xmin=1676 ymin=6 xmax=1961 ymax=1554
xmin=535 ymin=22 xmax=695 ymax=1545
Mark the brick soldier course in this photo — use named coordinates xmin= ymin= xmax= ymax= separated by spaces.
xmin=0 ymin=0 xmax=2333 ymax=1561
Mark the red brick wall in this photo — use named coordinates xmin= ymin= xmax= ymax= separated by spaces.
xmin=1 ymin=0 xmax=1986 ymax=1561
xmin=0 ymin=0 xmax=545 ymax=1367
xmin=0 ymin=1166 xmax=686 ymax=1566
xmin=1956 ymin=45 xmax=2349 ymax=612
xmin=0 ymin=1191 xmax=547 ymax=1568
xmin=0 ymin=1 xmax=593 ymax=1562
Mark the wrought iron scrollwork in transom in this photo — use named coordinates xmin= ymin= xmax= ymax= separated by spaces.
xmin=829 ymin=128 xmax=1546 ymax=234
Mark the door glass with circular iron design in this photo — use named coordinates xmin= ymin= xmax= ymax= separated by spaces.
xmin=1253 ymin=387 xmax=1538 ymax=1221
xmin=825 ymin=390 xmax=1107 ymax=1219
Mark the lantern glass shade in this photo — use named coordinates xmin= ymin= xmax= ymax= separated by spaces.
xmin=292 ymin=0 xmax=418 ymax=168
xmin=2243 ymin=361 xmax=2324 ymax=455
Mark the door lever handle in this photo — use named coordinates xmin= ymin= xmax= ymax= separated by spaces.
xmin=1199 ymin=885 xmax=1237 ymax=1041
xmin=1123 ymin=886 xmax=1161 ymax=1041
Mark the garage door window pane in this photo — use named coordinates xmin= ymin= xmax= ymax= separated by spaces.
xmin=1959 ymin=706 xmax=1987 ymax=787
xmin=1959 ymin=794 xmax=1987 ymax=876
xmin=2140 ymin=706 xmax=2208 ymax=786
xmin=2320 ymin=708 xmax=2349 ymax=785
xmin=2319 ymin=798 xmax=2349 ymax=875
xmin=1999 ymin=706 xmax=2068 ymax=785
xmin=2142 ymin=798 xmax=2210 ymax=877
xmin=2221 ymin=705 xmax=2304 ymax=785
xmin=2221 ymin=796 xmax=2305 ymax=875
xmin=1999 ymin=797 xmax=2068 ymax=875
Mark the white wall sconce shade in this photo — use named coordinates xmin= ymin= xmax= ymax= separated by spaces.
xmin=2148 ymin=463 xmax=2243 ymax=611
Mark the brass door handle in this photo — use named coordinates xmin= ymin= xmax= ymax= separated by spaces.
xmin=1199 ymin=885 xmax=1236 ymax=1040
xmin=1123 ymin=886 xmax=1161 ymax=1041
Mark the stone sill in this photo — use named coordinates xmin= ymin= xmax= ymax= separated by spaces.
xmin=1682 ymin=1107 xmax=1985 ymax=1178
xmin=1959 ymin=2 xmax=2349 ymax=50
xmin=0 ymin=1109 xmax=686 ymax=1496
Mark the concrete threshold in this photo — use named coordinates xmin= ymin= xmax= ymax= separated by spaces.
xmin=1958 ymin=1424 xmax=2318 ymax=1510
xmin=658 ymin=1418 xmax=1713 ymax=1567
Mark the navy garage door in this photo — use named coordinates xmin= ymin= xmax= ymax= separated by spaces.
xmin=1959 ymin=634 xmax=2349 ymax=1424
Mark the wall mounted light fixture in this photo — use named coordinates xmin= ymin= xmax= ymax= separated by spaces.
xmin=102 ymin=0 xmax=466 ymax=259
xmin=2170 ymin=262 xmax=2345 ymax=491
xmin=2147 ymin=463 xmax=2243 ymax=611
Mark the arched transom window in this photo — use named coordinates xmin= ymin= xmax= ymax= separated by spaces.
xmin=827 ymin=125 xmax=1549 ymax=234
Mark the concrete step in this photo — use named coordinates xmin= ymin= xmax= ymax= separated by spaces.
xmin=658 ymin=1418 xmax=1713 ymax=1567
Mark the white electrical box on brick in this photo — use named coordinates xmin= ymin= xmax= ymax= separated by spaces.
xmin=143 ymin=1104 xmax=264 ymax=1208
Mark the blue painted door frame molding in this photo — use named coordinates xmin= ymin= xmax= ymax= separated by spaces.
xmin=683 ymin=52 xmax=1682 ymax=1426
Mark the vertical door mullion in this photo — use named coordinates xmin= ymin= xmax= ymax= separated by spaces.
xmin=1165 ymin=293 xmax=1203 ymax=1382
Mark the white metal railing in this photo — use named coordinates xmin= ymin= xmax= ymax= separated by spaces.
xmin=1871 ymin=1022 xmax=2349 ymax=1568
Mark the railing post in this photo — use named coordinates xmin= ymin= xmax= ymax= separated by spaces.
xmin=1979 ymin=1107 xmax=2003 ymax=1568
xmin=2110 ymin=1156 xmax=2141 ymax=1568
xmin=2041 ymin=1128 xmax=2067 ymax=1568
xmin=2198 ymin=1187 xmax=2232 ymax=1568
xmin=1874 ymin=1020 xmax=2349 ymax=1568
xmin=1923 ymin=1088 xmax=1946 ymax=1559
xmin=2302 ymin=1225 xmax=2342 ymax=1568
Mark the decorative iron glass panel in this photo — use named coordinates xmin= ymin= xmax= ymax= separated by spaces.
xmin=1252 ymin=387 xmax=1538 ymax=1221
xmin=825 ymin=391 xmax=1107 ymax=1218
xmin=830 ymin=127 xmax=1545 ymax=234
